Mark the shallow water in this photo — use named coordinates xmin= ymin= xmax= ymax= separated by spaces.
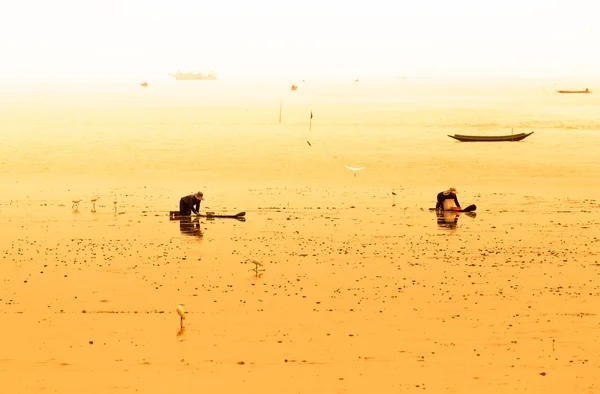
xmin=2 ymin=77 xmax=600 ymax=393
xmin=2 ymin=77 xmax=600 ymax=206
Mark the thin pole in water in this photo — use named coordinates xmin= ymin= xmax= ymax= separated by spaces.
xmin=279 ymin=96 xmax=282 ymax=124
xmin=310 ymin=111 xmax=313 ymax=131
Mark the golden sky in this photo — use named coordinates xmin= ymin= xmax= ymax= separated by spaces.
xmin=1 ymin=0 xmax=597 ymax=82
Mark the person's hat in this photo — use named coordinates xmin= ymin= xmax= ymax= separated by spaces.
xmin=443 ymin=187 xmax=457 ymax=196
xmin=195 ymin=191 xmax=204 ymax=200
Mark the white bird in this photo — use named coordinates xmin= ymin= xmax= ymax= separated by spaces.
xmin=246 ymin=258 xmax=265 ymax=275
xmin=176 ymin=304 xmax=186 ymax=328
xmin=344 ymin=166 xmax=366 ymax=177
xmin=247 ymin=258 xmax=263 ymax=269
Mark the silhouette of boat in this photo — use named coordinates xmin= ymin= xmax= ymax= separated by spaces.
xmin=290 ymin=85 xmax=298 ymax=91
xmin=448 ymin=132 xmax=534 ymax=142
xmin=557 ymin=88 xmax=591 ymax=93
xmin=169 ymin=71 xmax=217 ymax=80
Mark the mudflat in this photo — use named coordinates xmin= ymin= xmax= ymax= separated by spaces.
xmin=1 ymin=185 xmax=599 ymax=394
xmin=2 ymin=78 xmax=599 ymax=393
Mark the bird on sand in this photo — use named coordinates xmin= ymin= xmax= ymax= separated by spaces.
xmin=91 ymin=197 xmax=100 ymax=210
xmin=72 ymin=199 xmax=81 ymax=209
xmin=176 ymin=304 xmax=186 ymax=328
xmin=246 ymin=258 xmax=264 ymax=273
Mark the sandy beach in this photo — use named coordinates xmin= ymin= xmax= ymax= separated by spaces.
xmin=1 ymin=78 xmax=600 ymax=393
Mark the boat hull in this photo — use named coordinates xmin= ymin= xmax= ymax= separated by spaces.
xmin=557 ymin=90 xmax=591 ymax=93
xmin=448 ymin=132 xmax=534 ymax=142
xmin=172 ymin=76 xmax=217 ymax=80
xmin=169 ymin=72 xmax=217 ymax=80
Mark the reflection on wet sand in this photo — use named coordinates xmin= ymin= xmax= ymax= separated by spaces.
xmin=436 ymin=210 xmax=477 ymax=229
xmin=437 ymin=211 xmax=460 ymax=229
xmin=177 ymin=327 xmax=186 ymax=342
xmin=436 ymin=211 xmax=477 ymax=229
xmin=252 ymin=271 xmax=264 ymax=279
xmin=179 ymin=216 xmax=203 ymax=237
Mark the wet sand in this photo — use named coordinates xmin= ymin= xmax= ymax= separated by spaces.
xmin=2 ymin=79 xmax=600 ymax=393
xmin=1 ymin=185 xmax=599 ymax=394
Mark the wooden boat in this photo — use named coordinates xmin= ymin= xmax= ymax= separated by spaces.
xmin=557 ymin=88 xmax=591 ymax=94
xmin=448 ymin=131 xmax=534 ymax=142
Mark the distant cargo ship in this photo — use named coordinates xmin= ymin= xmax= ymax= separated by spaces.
xmin=169 ymin=71 xmax=217 ymax=80
xmin=557 ymin=88 xmax=591 ymax=93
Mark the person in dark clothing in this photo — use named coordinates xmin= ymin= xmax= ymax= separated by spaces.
xmin=435 ymin=187 xmax=460 ymax=211
xmin=179 ymin=191 xmax=204 ymax=216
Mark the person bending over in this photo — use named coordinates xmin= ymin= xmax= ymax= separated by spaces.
xmin=179 ymin=191 xmax=204 ymax=216
xmin=436 ymin=187 xmax=460 ymax=211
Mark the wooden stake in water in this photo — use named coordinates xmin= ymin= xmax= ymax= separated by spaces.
xmin=279 ymin=96 xmax=282 ymax=124
xmin=310 ymin=111 xmax=313 ymax=131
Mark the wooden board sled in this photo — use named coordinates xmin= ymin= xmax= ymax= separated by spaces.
xmin=428 ymin=204 xmax=477 ymax=212
xmin=170 ymin=211 xmax=246 ymax=220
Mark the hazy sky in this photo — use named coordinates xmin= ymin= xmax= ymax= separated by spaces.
xmin=1 ymin=0 xmax=598 ymax=82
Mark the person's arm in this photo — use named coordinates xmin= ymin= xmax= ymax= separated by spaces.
xmin=192 ymin=200 xmax=200 ymax=214
xmin=454 ymin=196 xmax=460 ymax=208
